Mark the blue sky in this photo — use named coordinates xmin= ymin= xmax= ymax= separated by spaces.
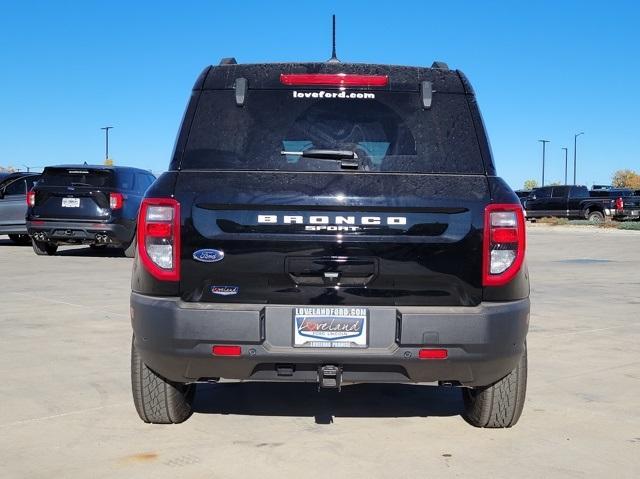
xmin=1 ymin=0 xmax=638 ymax=189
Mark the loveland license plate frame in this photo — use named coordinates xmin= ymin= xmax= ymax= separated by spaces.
xmin=293 ymin=306 xmax=368 ymax=348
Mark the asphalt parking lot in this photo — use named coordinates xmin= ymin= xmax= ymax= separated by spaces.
xmin=0 ymin=225 xmax=638 ymax=478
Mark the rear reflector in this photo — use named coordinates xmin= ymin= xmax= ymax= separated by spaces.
xmin=212 ymin=345 xmax=242 ymax=357
xmin=280 ymin=73 xmax=388 ymax=87
xmin=146 ymin=222 xmax=172 ymax=237
xmin=418 ymin=349 xmax=448 ymax=360
xmin=491 ymin=227 xmax=519 ymax=243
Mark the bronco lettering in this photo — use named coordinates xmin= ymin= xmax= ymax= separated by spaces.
xmin=257 ymin=215 xmax=407 ymax=225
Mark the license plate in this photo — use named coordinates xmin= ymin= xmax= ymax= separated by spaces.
xmin=61 ymin=197 xmax=80 ymax=208
xmin=293 ymin=307 xmax=368 ymax=348
xmin=632 ymin=211 xmax=639 ymax=216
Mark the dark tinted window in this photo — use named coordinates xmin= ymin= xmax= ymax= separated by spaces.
xmin=4 ymin=178 xmax=26 ymax=196
xmin=39 ymin=168 xmax=115 ymax=187
xmin=135 ymin=173 xmax=154 ymax=193
xmin=116 ymin=170 xmax=135 ymax=190
xmin=26 ymin=176 xmax=39 ymax=190
xmin=551 ymin=186 xmax=570 ymax=198
xmin=0 ymin=174 xmax=20 ymax=190
xmin=182 ymin=90 xmax=484 ymax=174
xmin=570 ymin=186 xmax=589 ymax=198
xmin=534 ymin=187 xmax=552 ymax=199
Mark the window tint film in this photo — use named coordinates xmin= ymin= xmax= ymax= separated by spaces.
xmin=4 ymin=179 xmax=26 ymax=196
xmin=135 ymin=173 xmax=154 ymax=193
xmin=39 ymin=168 xmax=115 ymax=187
xmin=25 ymin=176 xmax=39 ymax=190
xmin=551 ymin=186 xmax=569 ymax=198
xmin=535 ymin=188 xmax=552 ymax=199
xmin=182 ymin=90 xmax=484 ymax=174
xmin=117 ymin=171 xmax=134 ymax=190
xmin=570 ymin=186 xmax=589 ymax=198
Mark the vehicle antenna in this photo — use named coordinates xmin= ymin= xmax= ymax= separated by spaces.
xmin=327 ymin=14 xmax=340 ymax=63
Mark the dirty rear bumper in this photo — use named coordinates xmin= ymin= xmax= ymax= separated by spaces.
xmin=26 ymin=220 xmax=133 ymax=245
xmin=131 ymin=293 xmax=529 ymax=387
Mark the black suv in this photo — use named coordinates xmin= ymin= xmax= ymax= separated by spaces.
xmin=130 ymin=60 xmax=530 ymax=428
xmin=0 ymin=172 xmax=41 ymax=244
xmin=26 ymin=165 xmax=155 ymax=256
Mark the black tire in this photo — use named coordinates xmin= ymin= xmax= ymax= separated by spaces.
xmin=31 ymin=239 xmax=58 ymax=256
xmin=131 ymin=336 xmax=194 ymax=424
xmin=587 ymin=210 xmax=605 ymax=224
xmin=462 ymin=345 xmax=527 ymax=428
xmin=123 ymin=233 xmax=136 ymax=258
xmin=8 ymin=234 xmax=31 ymax=245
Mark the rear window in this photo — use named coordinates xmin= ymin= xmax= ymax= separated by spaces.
xmin=39 ymin=168 xmax=115 ymax=188
xmin=182 ymin=90 xmax=484 ymax=174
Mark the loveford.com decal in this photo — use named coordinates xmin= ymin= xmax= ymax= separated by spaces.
xmin=292 ymin=90 xmax=375 ymax=100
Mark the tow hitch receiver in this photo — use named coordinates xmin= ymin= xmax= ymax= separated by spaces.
xmin=318 ymin=365 xmax=342 ymax=391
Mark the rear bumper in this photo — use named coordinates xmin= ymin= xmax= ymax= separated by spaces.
xmin=131 ymin=294 xmax=530 ymax=387
xmin=613 ymin=208 xmax=640 ymax=220
xmin=0 ymin=223 xmax=28 ymax=235
xmin=26 ymin=220 xmax=133 ymax=245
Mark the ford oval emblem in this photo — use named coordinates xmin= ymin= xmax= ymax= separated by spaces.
xmin=193 ymin=249 xmax=225 ymax=263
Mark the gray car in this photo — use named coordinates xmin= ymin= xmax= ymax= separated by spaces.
xmin=0 ymin=172 xmax=40 ymax=244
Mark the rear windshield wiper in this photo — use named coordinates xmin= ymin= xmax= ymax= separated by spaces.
xmin=70 ymin=182 xmax=94 ymax=187
xmin=280 ymin=149 xmax=360 ymax=169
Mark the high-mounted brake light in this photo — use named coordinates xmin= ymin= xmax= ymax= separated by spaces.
xmin=137 ymin=198 xmax=180 ymax=281
xmin=110 ymin=192 xmax=124 ymax=210
xmin=27 ymin=190 xmax=36 ymax=207
xmin=280 ymin=73 xmax=388 ymax=87
xmin=483 ymin=204 xmax=526 ymax=287
xmin=615 ymin=197 xmax=624 ymax=211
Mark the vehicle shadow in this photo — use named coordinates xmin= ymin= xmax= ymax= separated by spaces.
xmin=56 ymin=246 xmax=127 ymax=258
xmin=0 ymin=238 xmax=127 ymax=257
xmin=0 ymin=238 xmax=29 ymax=246
xmin=192 ymin=382 xmax=463 ymax=423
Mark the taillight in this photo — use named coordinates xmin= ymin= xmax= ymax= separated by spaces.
xmin=279 ymin=73 xmax=388 ymax=87
xmin=27 ymin=191 xmax=35 ymax=207
xmin=137 ymin=198 xmax=180 ymax=281
xmin=615 ymin=197 xmax=624 ymax=211
xmin=483 ymin=204 xmax=526 ymax=287
xmin=109 ymin=192 xmax=124 ymax=210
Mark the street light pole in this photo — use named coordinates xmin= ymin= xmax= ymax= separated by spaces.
xmin=101 ymin=126 xmax=113 ymax=161
xmin=573 ymin=132 xmax=584 ymax=185
xmin=562 ymin=147 xmax=568 ymax=185
xmin=538 ymin=139 xmax=550 ymax=186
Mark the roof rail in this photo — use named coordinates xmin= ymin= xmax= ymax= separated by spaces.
xmin=219 ymin=57 xmax=238 ymax=65
xmin=431 ymin=61 xmax=449 ymax=70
